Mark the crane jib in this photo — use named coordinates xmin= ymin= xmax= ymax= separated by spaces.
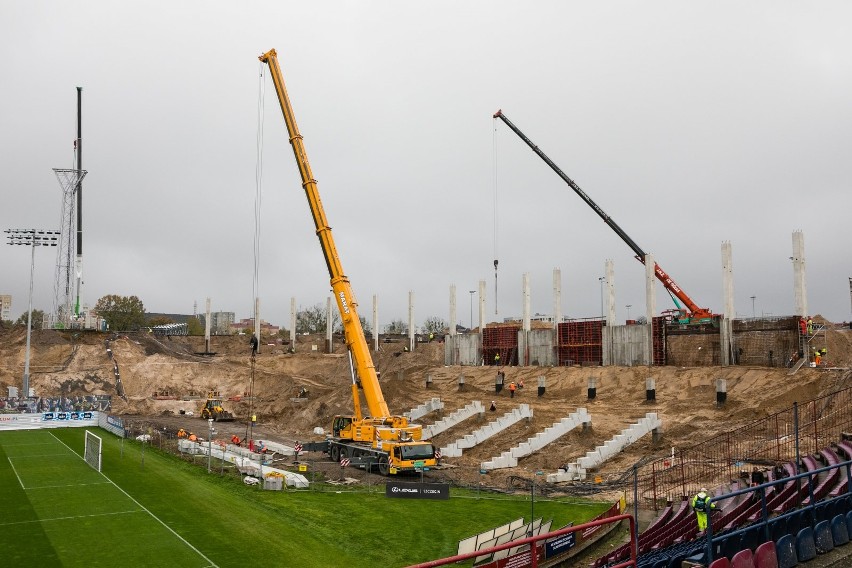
xmin=494 ymin=109 xmax=711 ymax=320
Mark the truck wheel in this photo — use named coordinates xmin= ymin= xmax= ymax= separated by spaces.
xmin=378 ymin=455 xmax=389 ymax=475
xmin=339 ymin=447 xmax=349 ymax=459
xmin=330 ymin=445 xmax=340 ymax=462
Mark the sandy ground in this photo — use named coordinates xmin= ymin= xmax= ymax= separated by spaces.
xmin=1 ymin=323 xmax=851 ymax=490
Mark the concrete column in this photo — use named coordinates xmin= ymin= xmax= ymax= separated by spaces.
xmin=644 ymin=254 xmax=656 ymax=366
xmin=587 ymin=376 xmax=597 ymax=399
xmin=408 ymin=290 xmax=415 ymax=352
xmin=372 ymin=294 xmax=378 ymax=352
xmin=537 ymin=375 xmax=546 ymax=397
xmin=605 ymin=260 xmax=616 ymax=326
xmin=478 ymin=280 xmax=486 ymax=334
xmin=522 ymin=273 xmax=531 ymax=332
xmin=792 ymin=231 xmax=808 ymax=317
xmin=646 ymin=377 xmax=656 ymax=401
xmin=449 ymin=284 xmax=457 ymax=336
xmin=553 ymin=268 xmax=562 ymax=327
xmin=289 ymin=297 xmax=296 ymax=353
xmin=326 ymin=296 xmax=333 ymax=353
xmin=204 ymin=297 xmax=211 ymax=354
xmin=721 ymin=242 xmax=734 ymax=366
xmin=716 ymin=378 xmax=727 ymax=405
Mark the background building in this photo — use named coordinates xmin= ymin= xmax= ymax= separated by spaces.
xmin=0 ymin=295 xmax=11 ymax=322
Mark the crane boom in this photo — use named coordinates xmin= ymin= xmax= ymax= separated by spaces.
xmin=261 ymin=49 xmax=389 ymax=418
xmin=493 ymin=109 xmax=715 ymax=323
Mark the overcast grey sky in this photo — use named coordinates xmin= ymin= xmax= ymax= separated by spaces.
xmin=2 ymin=1 xmax=851 ymax=330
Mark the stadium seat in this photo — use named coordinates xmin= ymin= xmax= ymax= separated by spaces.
xmin=831 ymin=514 xmax=850 ymax=545
xmin=795 ymin=526 xmax=816 ymax=561
xmin=768 ymin=517 xmax=787 ymax=542
xmin=708 ymin=557 xmax=731 ymax=568
xmin=730 ymin=548 xmax=754 ymax=568
xmin=814 ymin=519 xmax=834 ymax=554
xmin=721 ymin=534 xmax=743 ymax=559
xmin=753 ymin=541 xmax=778 ymax=568
xmin=847 ymin=510 xmax=852 ymax=536
xmin=775 ymin=534 xmax=797 ymax=568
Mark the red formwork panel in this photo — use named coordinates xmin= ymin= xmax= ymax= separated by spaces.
xmin=482 ymin=325 xmax=520 ymax=366
xmin=652 ymin=316 xmax=667 ymax=366
xmin=557 ymin=319 xmax=603 ymax=366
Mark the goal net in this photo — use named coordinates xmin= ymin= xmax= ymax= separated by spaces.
xmin=84 ymin=430 xmax=102 ymax=472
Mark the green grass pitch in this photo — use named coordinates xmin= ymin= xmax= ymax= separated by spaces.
xmin=0 ymin=428 xmax=610 ymax=567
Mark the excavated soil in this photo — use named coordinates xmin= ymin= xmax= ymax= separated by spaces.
xmin=1 ymin=323 xmax=851 ymax=490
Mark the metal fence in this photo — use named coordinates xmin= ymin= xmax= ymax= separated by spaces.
xmin=636 ymin=383 xmax=852 ymax=509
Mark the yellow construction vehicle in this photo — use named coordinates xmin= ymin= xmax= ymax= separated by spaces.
xmin=200 ymin=397 xmax=235 ymax=422
xmin=259 ymin=49 xmax=436 ymax=475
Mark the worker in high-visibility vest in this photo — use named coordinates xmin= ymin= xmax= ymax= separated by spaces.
xmin=691 ymin=488 xmax=716 ymax=531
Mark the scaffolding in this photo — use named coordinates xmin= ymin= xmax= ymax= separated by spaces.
xmin=482 ymin=325 xmax=519 ymax=366
xmin=50 ymin=168 xmax=86 ymax=329
xmin=557 ymin=319 xmax=603 ymax=366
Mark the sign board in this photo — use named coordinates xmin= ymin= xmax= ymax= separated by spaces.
xmin=545 ymin=531 xmax=576 ymax=557
xmin=386 ymin=481 xmax=449 ymax=500
xmin=298 ymin=464 xmax=307 ymax=472
xmin=414 ymin=460 xmax=425 ymax=468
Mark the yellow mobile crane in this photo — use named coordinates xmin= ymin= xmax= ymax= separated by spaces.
xmin=259 ymin=49 xmax=436 ymax=475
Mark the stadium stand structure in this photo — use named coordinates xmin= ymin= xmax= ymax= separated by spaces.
xmin=480 ymin=407 xmax=590 ymax=471
xmin=548 ymin=412 xmax=661 ymax=482
xmin=404 ymin=398 xmax=444 ymax=422
xmin=421 ymin=401 xmax=483 ymax=440
xmin=593 ymin=443 xmax=852 ymax=568
xmin=439 ymin=404 xmax=532 ymax=458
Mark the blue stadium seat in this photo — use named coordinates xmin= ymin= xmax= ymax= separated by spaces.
xmin=786 ymin=510 xmax=808 ymax=535
xmin=847 ymin=510 xmax=852 ymax=538
xmin=830 ymin=514 xmax=849 ymax=546
xmin=775 ymin=534 xmax=797 ymax=568
xmin=795 ymin=526 xmax=816 ymax=561
xmin=769 ymin=517 xmax=788 ymax=542
xmin=814 ymin=519 xmax=834 ymax=554
xmin=721 ymin=534 xmax=743 ymax=559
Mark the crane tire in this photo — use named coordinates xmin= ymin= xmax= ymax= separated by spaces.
xmin=378 ymin=455 xmax=389 ymax=476
xmin=330 ymin=445 xmax=340 ymax=462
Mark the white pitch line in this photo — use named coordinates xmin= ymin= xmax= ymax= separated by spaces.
xmin=25 ymin=481 xmax=112 ymax=490
xmin=9 ymin=453 xmax=78 ymax=459
xmin=48 ymin=431 xmax=219 ymax=568
xmin=0 ymin=509 xmax=142 ymax=527
xmin=7 ymin=457 xmax=26 ymax=490
xmin=0 ymin=442 xmax=64 ymax=447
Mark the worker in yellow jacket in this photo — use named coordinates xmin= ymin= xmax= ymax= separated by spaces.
xmin=691 ymin=488 xmax=716 ymax=531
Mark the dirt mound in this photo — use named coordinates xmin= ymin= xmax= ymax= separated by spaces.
xmin=2 ymin=327 xmax=850 ymax=488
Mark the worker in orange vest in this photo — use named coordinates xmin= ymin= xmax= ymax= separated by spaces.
xmin=508 ymin=381 xmax=517 ymax=398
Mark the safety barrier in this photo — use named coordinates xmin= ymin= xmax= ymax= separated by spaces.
xmin=405 ymin=511 xmax=636 ymax=568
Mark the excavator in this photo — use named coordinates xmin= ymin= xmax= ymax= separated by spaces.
xmin=259 ymin=49 xmax=436 ymax=475
xmin=493 ymin=110 xmax=718 ymax=325
xmin=200 ymin=397 xmax=235 ymax=422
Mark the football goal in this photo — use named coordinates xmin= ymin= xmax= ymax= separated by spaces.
xmin=84 ymin=430 xmax=102 ymax=472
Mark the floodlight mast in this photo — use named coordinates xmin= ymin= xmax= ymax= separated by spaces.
xmin=75 ymin=87 xmax=84 ymax=318
xmin=5 ymin=229 xmax=60 ymax=399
